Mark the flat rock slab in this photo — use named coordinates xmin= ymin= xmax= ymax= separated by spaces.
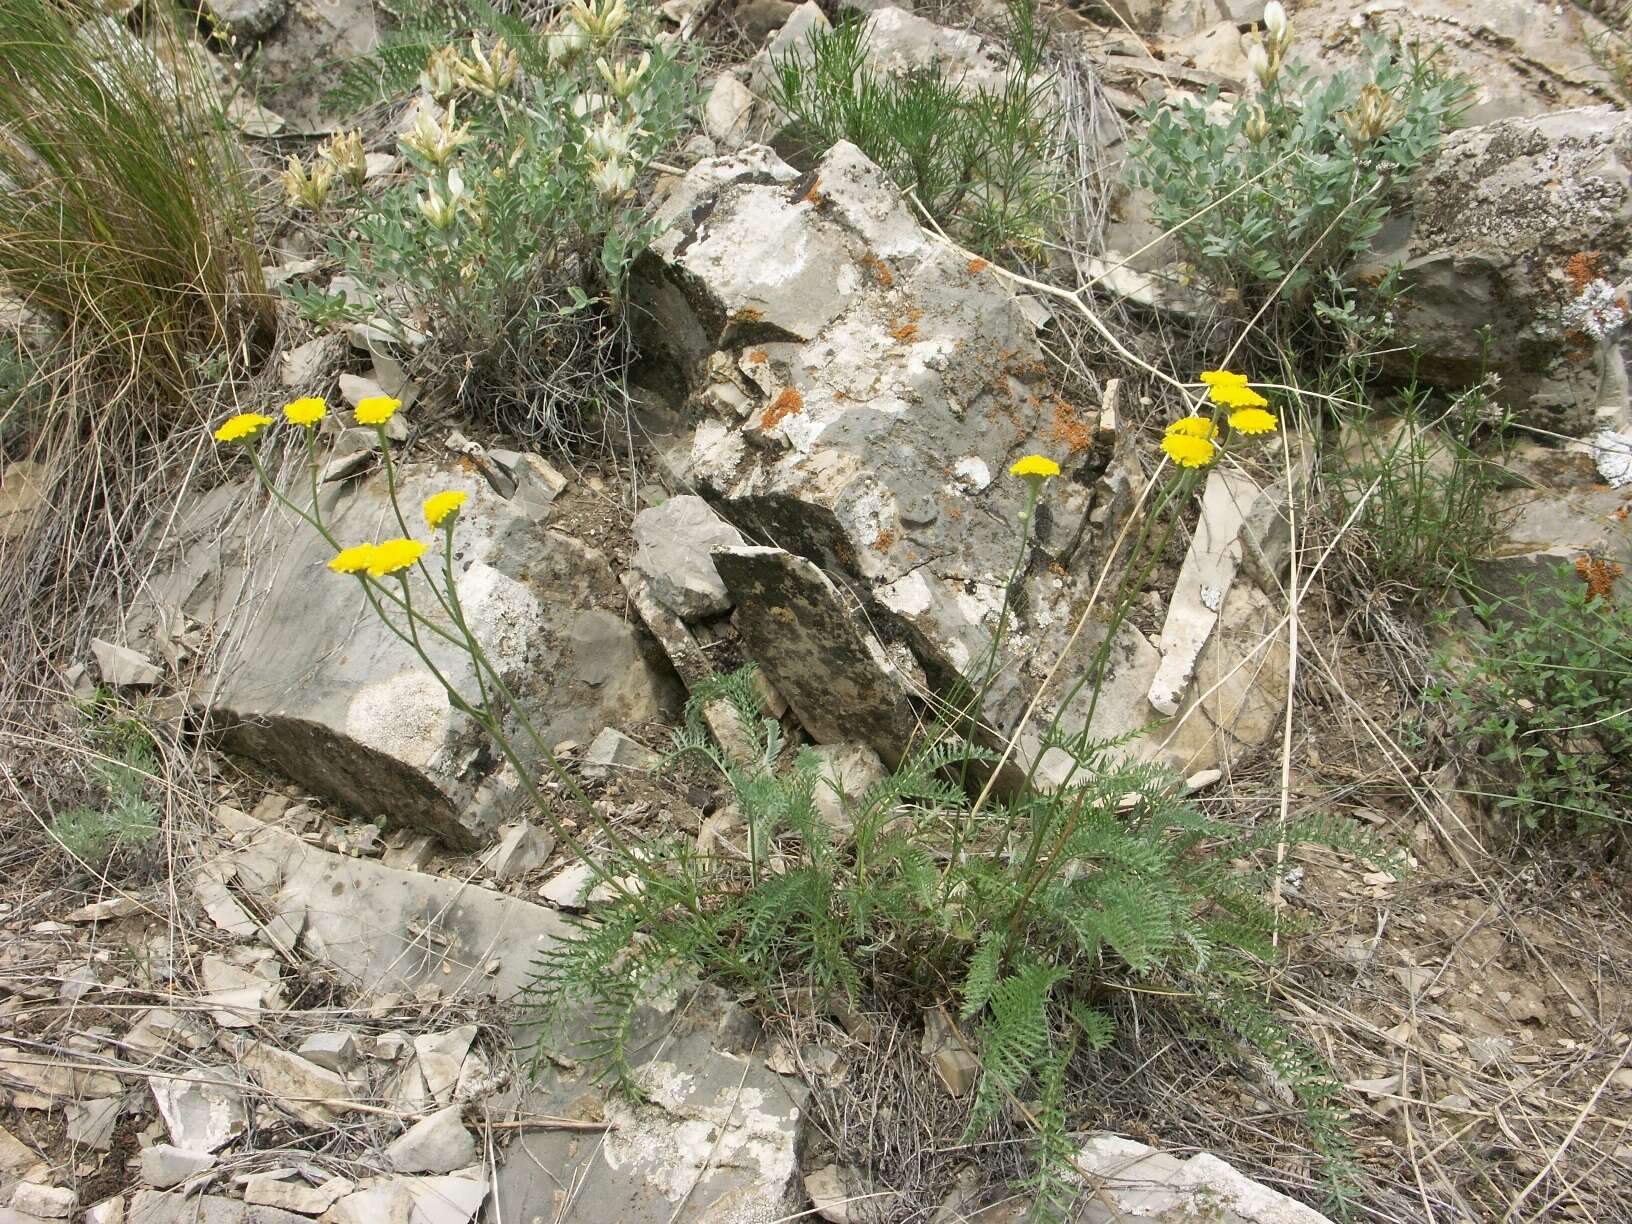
xmin=1472 ymin=484 xmax=1632 ymax=608
xmin=128 ymin=1190 xmax=311 ymax=1224
xmin=1072 ymin=1133 xmax=1332 ymax=1223
xmin=209 ymin=804 xmax=572 ymax=1002
xmin=1148 ymin=469 xmax=1263 ymax=716
xmin=494 ymin=1029 xmax=808 ymax=1224
xmin=1359 ymin=105 xmax=1632 ymax=435
xmin=134 ymin=464 xmax=678 ymax=849
xmin=633 ymin=495 xmax=746 ymax=620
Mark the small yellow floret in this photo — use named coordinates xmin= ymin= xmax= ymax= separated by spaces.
xmin=1165 ymin=415 xmax=1218 ymax=439
xmin=1009 ymin=454 xmax=1061 ymax=479
xmin=213 ymin=412 xmax=272 ymax=443
xmin=367 ymin=537 xmax=427 ymax=577
xmin=283 ymin=397 xmax=327 ymax=427
xmin=328 ymin=544 xmax=376 ymax=574
xmin=1228 ymin=407 xmax=1278 ymax=435
xmin=1200 ymin=369 xmax=1249 ymax=389
xmin=424 ymin=489 xmax=469 ymax=529
xmin=355 ymin=396 xmax=402 ymax=426
xmin=1160 ymin=433 xmax=1216 ymax=468
xmin=1209 ymin=382 xmax=1270 ymax=409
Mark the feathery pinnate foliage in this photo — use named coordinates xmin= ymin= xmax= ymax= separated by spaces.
xmin=524 ymin=666 xmax=1375 ymax=1212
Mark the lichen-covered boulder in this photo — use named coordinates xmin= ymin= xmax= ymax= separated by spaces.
xmin=634 ymin=141 xmax=1277 ymax=779
xmin=1360 ymin=106 xmax=1632 ymax=436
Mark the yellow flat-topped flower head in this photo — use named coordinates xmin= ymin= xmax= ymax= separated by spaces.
xmin=1161 ymin=433 xmax=1216 ymax=468
xmin=328 ymin=544 xmax=377 ymax=575
xmin=355 ymin=396 xmax=402 ymax=426
xmin=1200 ymin=369 xmax=1249 ymax=389
xmin=1165 ymin=415 xmax=1218 ymax=439
xmin=1228 ymin=407 xmax=1278 ymax=435
xmin=283 ymin=397 xmax=327 ymax=428
xmin=1209 ymin=382 xmax=1270 ymax=410
xmin=1010 ymin=454 xmax=1061 ymax=480
xmin=367 ymin=537 xmax=426 ymax=578
xmin=213 ymin=412 xmax=272 ymax=443
xmin=424 ymin=489 xmax=468 ymax=529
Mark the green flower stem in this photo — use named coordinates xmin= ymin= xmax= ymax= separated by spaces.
xmin=1004 ymin=459 xmax=1217 ymax=927
xmin=391 ymin=572 xmax=649 ymax=903
xmin=944 ymin=477 xmax=1043 ymax=874
xmin=248 ymin=431 xmax=641 ymax=887
xmin=372 ymin=422 xmax=465 ymax=627
xmin=348 ymin=443 xmax=601 ymax=815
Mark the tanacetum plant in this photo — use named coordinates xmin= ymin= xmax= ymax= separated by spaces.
xmin=218 ymin=384 xmax=1367 ymax=1216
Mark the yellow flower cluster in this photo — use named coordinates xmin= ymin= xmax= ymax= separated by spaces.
xmin=283 ymin=397 xmax=327 ymax=428
xmin=328 ymin=544 xmax=376 ymax=574
xmin=1203 ymin=369 xmax=1270 ymax=410
xmin=214 ymin=397 xmax=335 ymax=442
xmin=327 ymin=538 xmax=427 ymax=579
xmin=423 ymin=489 xmax=467 ymax=529
xmin=356 ymin=396 xmax=402 ymax=426
xmin=213 ymin=413 xmax=272 ymax=443
xmin=369 ymin=538 xmax=427 ymax=577
xmin=1228 ymin=407 xmax=1277 ymax=435
xmin=1161 ymin=430 xmax=1216 ymax=468
xmin=1010 ymin=454 xmax=1061 ymax=480
xmin=1157 ymin=371 xmax=1281 ymax=468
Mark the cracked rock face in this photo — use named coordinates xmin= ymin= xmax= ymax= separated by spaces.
xmin=1361 ymin=106 xmax=1632 ymax=436
xmin=637 ymin=141 xmax=1275 ymax=778
xmin=135 ymin=463 xmax=679 ymax=849
xmin=634 ymin=142 xmax=1147 ymax=762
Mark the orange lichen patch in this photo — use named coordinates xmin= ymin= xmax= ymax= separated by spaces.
xmin=733 ymin=307 xmax=764 ymax=324
xmin=873 ymin=530 xmax=895 ymax=552
xmin=889 ymin=306 xmax=925 ymax=343
xmin=861 ymin=253 xmax=894 ymax=287
xmin=801 ymin=177 xmax=825 ymax=206
xmin=746 ymin=349 xmax=769 ymax=364
xmin=968 ymin=258 xmax=989 ymax=274
xmin=833 ymin=389 xmax=848 ymax=400
xmin=1565 ymin=251 xmax=1604 ymax=295
xmin=1563 ymin=328 xmax=1597 ymax=360
xmin=761 ymin=387 xmax=804 ymax=430
xmin=1576 ymin=554 xmax=1623 ymax=601
xmin=1050 ymin=397 xmax=1095 ymax=454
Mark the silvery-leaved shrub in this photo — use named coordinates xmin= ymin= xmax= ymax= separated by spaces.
xmin=1126 ymin=15 xmax=1469 ymax=306
xmin=283 ymin=0 xmax=692 ymax=439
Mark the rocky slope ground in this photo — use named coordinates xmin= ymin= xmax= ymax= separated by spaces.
xmin=2 ymin=0 xmax=1631 ymax=1221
